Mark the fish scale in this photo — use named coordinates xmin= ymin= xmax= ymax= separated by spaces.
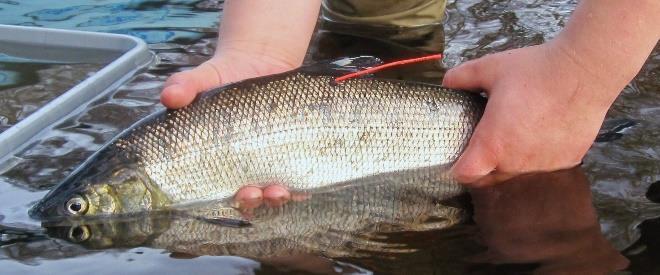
xmin=31 ymin=68 xmax=485 ymax=219
xmin=119 ymin=73 xmax=483 ymax=203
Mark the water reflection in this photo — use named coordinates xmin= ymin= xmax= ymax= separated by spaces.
xmin=3 ymin=166 xmax=468 ymax=274
xmin=39 ymin=166 xmax=465 ymax=259
xmin=2 ymin=0 xmax=219 ymax=44
xmin=469 ymin=167 xmax=628 ymax=274
xmin=0 ymin=62 xmax=104 ymax=133
xmin=0 ymin=0 xmax=658 ymax=273
xmin=626 ymin=217 xmax=660 ymax=274
xmin=1 ymin=167 xmax=636 ymax=274
xmin=308 ymin=21 xmax=446 ymax=83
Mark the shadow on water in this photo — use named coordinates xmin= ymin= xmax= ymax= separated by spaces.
xmin=0 ymin=0 xmax=659 ymax=274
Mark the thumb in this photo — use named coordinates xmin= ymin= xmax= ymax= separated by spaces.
xmin=442 ymin=58 xmax=495 ymax=91
xmin=452 ymin=135 xmax=498 ymax=184
xmin=161 ymin=61 xmax=223 ymax=109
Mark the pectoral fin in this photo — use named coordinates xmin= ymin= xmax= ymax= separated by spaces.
xmin=177 ymin=201 xmax=251 ymax=228
xmin=199 ymin=216 xmax=251 ymax=227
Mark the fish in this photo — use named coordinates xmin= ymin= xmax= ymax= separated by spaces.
xmin=29 ymin=57 xmax=485 ymax=221
xmin=43 ymin=165 xmax=468 ymax=259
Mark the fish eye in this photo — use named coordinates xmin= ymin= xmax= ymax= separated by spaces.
xmin=65 ymin=195 xmax=88 ymax=216
xmin=68 ymin=225 xmax=91 ymax=242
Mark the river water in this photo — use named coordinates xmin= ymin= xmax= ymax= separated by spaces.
xmin=0 ymin=0 xmax=658 ymax=274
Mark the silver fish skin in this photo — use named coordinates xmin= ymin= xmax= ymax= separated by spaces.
xmin=30 ymin=65 xmax=485 ymax=219
xmin=44 ymin=165 xmax=468 ymax=258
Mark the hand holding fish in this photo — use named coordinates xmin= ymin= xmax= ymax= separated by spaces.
xmin=160 ymin=0 xmax=321 ymax=203
xmin=444 ymin=0 xmax=659 ymax=186
xmin=160 ymin=0 xmax=320 ymax=109
xmin=443 ymin=44 xmax=602 ymax=186
xmin=160 ymin=53 xmax=299 ymax=109
xmin=162 ymin=55 xmax=297 ymax=206
xmin=159 ymin=0 xmax=658 ymax=196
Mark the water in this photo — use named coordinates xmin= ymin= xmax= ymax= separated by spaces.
xmin=0 ymin=60 xmax=105 ymax=133
xmin=0 ymin=0 xmax=658 ymax=274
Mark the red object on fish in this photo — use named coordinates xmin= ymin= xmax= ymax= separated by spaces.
xmin=334 ymin=54 xmax=443 ymax=83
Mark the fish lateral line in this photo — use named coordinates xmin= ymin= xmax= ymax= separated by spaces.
xmin=333 ymin=53 xmax=443 ymax=84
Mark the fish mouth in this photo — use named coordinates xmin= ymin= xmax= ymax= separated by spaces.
xmin=28 ymin=200 xmax=49 ymax=219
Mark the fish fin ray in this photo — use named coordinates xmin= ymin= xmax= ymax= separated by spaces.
xmin=176 ymin=201 xmax=251 ymax=227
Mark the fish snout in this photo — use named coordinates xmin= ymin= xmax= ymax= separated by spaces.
xmin=29 ymin=199 xmax=59 ymax=220
xmin=29 ymin=186 xmax=76 ymax=220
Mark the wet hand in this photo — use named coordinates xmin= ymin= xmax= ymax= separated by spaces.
xmin=443 ymin=0 xmax=659 ymax=186
xmin=233 ymin=184 xmax=307 ymax=219
xmin=160 ymin=51 xmax=301 ymax=209
xmin=159 ymin=0 xmax=321 ymax=108
xmin=161 ymin=52 xmax=300 ymax=109
xmin=234 ymin=184 xmax=291 ymax=209
xmin=443 ymin=42 xmax=618 ymax=186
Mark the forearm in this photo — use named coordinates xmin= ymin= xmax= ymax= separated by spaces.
xmin=216 ymin=0 xmax=322 ymax=67
xmin=552 ymin=0 xmax=659 ymax=106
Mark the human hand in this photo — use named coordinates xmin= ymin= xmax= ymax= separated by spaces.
xmin=233 ymin=184 xmax=310 ymax=219
xmin=160 ymin=52 xmax=300 ymax=202
xmin=160 ymin=51 xmax=299 ymax=109
xmin=160 ymin=0 xmax=320 ymax=203
xmin=443 ymin=0 xmax=658 ymax=186
xmin=443 ymin=42 xmax=618 ymax=186
xmin=161 ymin=0 xmax=319 ymax=109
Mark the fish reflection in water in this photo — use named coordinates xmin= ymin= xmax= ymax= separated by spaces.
xmin=3 ymin=167 xmax=632 ymax=274
xmin=42 ymin=165 xmax=468 ymax=260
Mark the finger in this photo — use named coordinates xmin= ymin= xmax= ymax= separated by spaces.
xmin=442 ymin=58 xmax=495 ymax=91
xmin=160 ymin=83 xmax=197 ymax=109
xmin=452 ymin=134 xmax=498 ymax=184
xmin=263 ymin=185 xmax=291 ymax=208
xmin=234 ymin=186 xmax=263 ymax=209
xmin=160 ymin=62 xmax=223 ymax=109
